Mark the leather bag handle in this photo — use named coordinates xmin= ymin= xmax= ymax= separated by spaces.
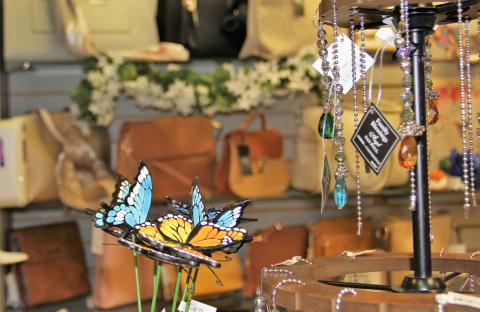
xmin=239 ymin=112 xmax=267 ymax=131
xmin=149 ymin=161 xmax=213 ymax=198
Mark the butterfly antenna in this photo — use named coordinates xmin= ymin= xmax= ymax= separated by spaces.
xmin=207 ymin=266 xmax=223 ymax=287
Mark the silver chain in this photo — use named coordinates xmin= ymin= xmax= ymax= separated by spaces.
xmin=335 ymin=288 xmax=358 ymax=311
xmin=360 ymin=16 xmax=368 ymax=113
xmin=465 ymin=17 xmax=477 ymax=208
xmin=457 ymin=0 xmax=471 ymax=218
xmin=271 ymin=279 xmax=305 ymax=311
xmin=351 ymin=20 xmax=362 ymax=236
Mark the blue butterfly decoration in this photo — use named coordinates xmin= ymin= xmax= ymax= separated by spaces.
xmin=166 ymin=178 xmax=252 ymax=229
xmin=95 ymin=161 xmax=152 ymax=229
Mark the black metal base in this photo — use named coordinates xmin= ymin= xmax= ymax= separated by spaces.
xmin=399 ymin=276 xmax=446 ymax=293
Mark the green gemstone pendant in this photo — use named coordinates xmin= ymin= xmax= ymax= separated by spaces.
xmin=318 ymin=112 xmax=334 ymax=139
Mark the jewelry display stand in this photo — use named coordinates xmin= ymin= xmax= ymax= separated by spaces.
xmin=261 ymin=0 xmax=480 ymax=310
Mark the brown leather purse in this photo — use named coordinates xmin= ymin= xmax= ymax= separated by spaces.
xmin=243 ymin=224 xmax=308 ymax=297
xmin=216 ymin=112 xmax=289 ymax=198
xmin=117 ymin=116 xmax=216 ymax=201
xmin=12 ymin=222 xmax=90 ymax=307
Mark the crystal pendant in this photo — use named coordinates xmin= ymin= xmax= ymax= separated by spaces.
xmin=427 ymin=100 xmax=439 ymax=125
xmin=334 ymin=177 xmax=347 ymax=209
xmin=399 ymin=136 xmax=418 ymax=169
xmin=318 ymin=112 xmax=334 ymax=139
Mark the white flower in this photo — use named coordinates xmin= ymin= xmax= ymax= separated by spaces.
xmin=87 ymin=71 xmax=106 ymax=88
xmin=165 ymin=80 xmax=196 ymax=115
xmin=225 ymin=79 xmax=248 ymax=96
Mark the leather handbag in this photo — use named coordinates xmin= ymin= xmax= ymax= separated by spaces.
xmin=291 ymin=104 xmax=409 ymax=194
xmin=37 ymin=108 xmax=114 ymax=211
xmin=243 ymin=224 xmax=308 ymax=297
xmin=307 ymin=218 xmax=373 ymax=258
xmin=0 ymin=113 xmax=63 ymax=207
xmin=117 ymin=116 xmax=216 ymax=201
xmin=239 ymin=0 xmax=318 ymax=59
xmin=376 ymin=214 xmax=452 ymax=285
xmin=92 ymin=232 xmax=155 ymax=309
xmin=161 ymin=252 xmax=243 ymax=299
xmin=12 ymin=221 xmax=90 ymax=307
xmin=157 ymin=0 xmax=247 ymax=57
xmin=5 ymin=0 xmax=159 ymax=63
xmin=216 ymin=112 xmax=289 ymax=198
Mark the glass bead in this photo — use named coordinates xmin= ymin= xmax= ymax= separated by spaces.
xmin=318 ymin=112 xmax=334 ymax=139
xmin=335 ymin=152 xmax=346 ymax=162
xmin=396 ymin=47 xmax=410 ymax=59
xmin=394 ymin=37 xmax=406 ymax=48
xmin=401 ymin=108 xmax=414 ymax=122
xmin=402 ymin=75 xmax=412 ymax=86
xmin=400 ymin=92 xmax=413 ymax=103
xmin=333 ymin=136 xmax=346 ymax=146
xmin=334 ymin=177 xmax=347 ymax=209
xmin=427 ymin=100 xmax=439 ymax=125
xmin=399 ymin=136 xmax=418 ymax=169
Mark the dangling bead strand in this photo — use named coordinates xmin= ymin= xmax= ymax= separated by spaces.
xmin=317 ymin=22 xmax=335 ymax=139
xmin=456 ymin=0 xmax=471 ymax=218
xmin=350 ymin=19 xmax=362 ymax=235
xmin=331 ymin=0 xmax=348 ymax=210
xmin=464 ymin=17 xmax=477 ymax=207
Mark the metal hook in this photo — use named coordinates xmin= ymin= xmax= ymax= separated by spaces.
xmin=335 ymin=288 xmax=358 ymax=311
xmin=272 ymin=279 xmax=305 ymax=311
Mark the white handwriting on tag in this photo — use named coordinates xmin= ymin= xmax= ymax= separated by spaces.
xmin=186 ymin=300 xmax=217 ymax=312
xmin=436 ymin=292 xmax=480 ymax=309
xmin=312 ymin=34 xmax=374 ymax=94
xmin=375 ymin=27 xmax=396 ymax=47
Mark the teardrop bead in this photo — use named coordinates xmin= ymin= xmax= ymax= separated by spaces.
xmin=334 ymin=177 xmax=347 ymax=209
xmin=318 ymin=112 xmax=334 ymax=139
xmin=427 ymin=100 xmax=439 ymax=125
xmin=399 ymin=136 xmax=418 ymax=169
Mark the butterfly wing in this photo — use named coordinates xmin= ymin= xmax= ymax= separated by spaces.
xmin=135 ymin=219 xmax=220 ymax=268
xmin=191 ymin=178 xmax=207 ymax=226
xmin=186 ymin=221 xmax=249 ymax=253
xmin=111 ymin=177 xmax=131 ymax=205
xmin=212 ymin=200 xmax=250 ymax=228
xmin=166 ymin=196 xmax=190 ymax=216
xmin=118 ymin=235 xmax=197 ymax=267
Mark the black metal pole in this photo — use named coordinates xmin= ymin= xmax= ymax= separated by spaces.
xmin=400 ymin=8 xmax=445 ymax=292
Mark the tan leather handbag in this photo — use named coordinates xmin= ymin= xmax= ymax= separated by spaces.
xmin=92 ymin=233 xmax=155 ymax=309
xmin=216 ymin=112 xmax=289 ymax=198
xmin=117 ymin=116 xmax=216 ymax=201
xmin=37 ymin=108 xmax=113 ymax=210
xmin=239 ymin=0 xmax=318 ymax=59
xmin=292 ymin=103 xmax=409 ymax=194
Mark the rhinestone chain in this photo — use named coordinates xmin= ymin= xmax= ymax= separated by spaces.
xmin=350 ymin=20 xmax=362 ymax=235
xmin=271 ymin=279 xmax=305 ymax=311
xmin=331 ymin=0 xmax=348 ymax=203
xmin=335 ymin=288 xmax=358 ymax=311
xmin=464 ymin=17 xmax=477 ymax=207
xmin=456 ymin=0 xmax=471 ymax=218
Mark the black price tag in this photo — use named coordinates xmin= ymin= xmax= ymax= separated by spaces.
xmin=351 ymin=104 xmax=400 ymax=175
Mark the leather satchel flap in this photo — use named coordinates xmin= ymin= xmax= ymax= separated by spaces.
xmin=120 ymin=116 xmax=215 ymax=160
xmin=229 ymin=128 xmax=283 ymax=160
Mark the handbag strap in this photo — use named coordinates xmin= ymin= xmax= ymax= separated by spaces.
xmin=149 ymin=161 xmax=213 ymax=198
xmin=239 ymin=112 xmax=267 ymax=131
xmin=37 ymin=107 xmax=66 ymax=144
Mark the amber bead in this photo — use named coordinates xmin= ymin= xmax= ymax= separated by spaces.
xmin=399 ymin=136 xmax=418 ymax=169
xmin=427 ymin=100 xmax=439 ymax=125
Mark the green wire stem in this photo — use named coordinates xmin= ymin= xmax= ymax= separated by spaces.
xmin=180 ymin=268 xmax=193 ymax=303
xmin=150 ymin=261 xmax=162 ymax=312
xmin=171 ymin=267 xmax=183 ymax=312
xmin=132 ymin=235 xmax=143 ymax=312
xmin=185 ymin=268 xmax=200 ymax=312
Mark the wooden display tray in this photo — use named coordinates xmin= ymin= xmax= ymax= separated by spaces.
xmin=263 ymin=252 xmax=480 ymax=311
xmin=319 ymin=0 xmax=480 ymax=28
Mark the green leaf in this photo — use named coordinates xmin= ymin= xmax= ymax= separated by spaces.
xmin=118 ymin=62 xmax=138 ymax=81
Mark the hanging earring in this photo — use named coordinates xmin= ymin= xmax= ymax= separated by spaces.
xmin=456 ymin=0 xmax=471 ymax=218
xmin=350 ymin=19 xmax=362 ymax=235
xmin=330 ymin=0 xmax=348 ymax=210
xmin=396 ymin=0 xmax=424 ymax=212
xmin=464 ymin=17 xmax=477 ymax=208
xmin=317 ymin=22 xmax=335 ymax=139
